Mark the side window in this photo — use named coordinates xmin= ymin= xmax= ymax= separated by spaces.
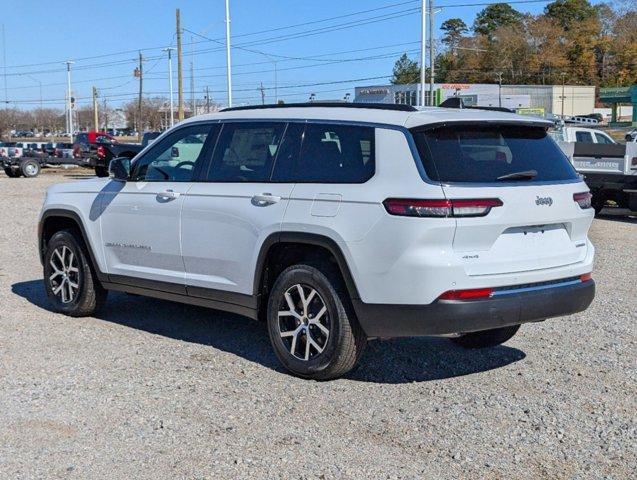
xmin=130 ymin=123 xmax=213 ymax=182
xmin=206 ymin=122 xmax=285 ymax=182
xmin=594 ymin=133 xmax=613 ymax=144
xmin=294 ymin=123 xmax=375 ymax=183
xmin=271 ymin=122 xmax=305 ymax=182
xmin=575 ymin=131 xmax=593 ymax=143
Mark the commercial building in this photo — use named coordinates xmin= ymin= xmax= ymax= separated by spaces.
xmin=354 ymin=83 xmax=596 ymax=117
xmin=599 ymin=85 xmax=637 ymax=125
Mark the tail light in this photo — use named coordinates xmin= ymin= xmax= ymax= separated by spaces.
xmin=383 ymin=198 xmax=502 ymax=218
xmin=54 ymin=148 xmax=60 ymax=156
xmin=631 ymin=157 xmax=637 ymax=169
xmin=96 ymin=145 xmax=105 ymax=158
xmin=573 ymin=192 xmax=592 ymax=209
xmin=438 ymin=288 xmax=493 ymax=300
xmin=580 ymin=272 xmax=592 ymax=282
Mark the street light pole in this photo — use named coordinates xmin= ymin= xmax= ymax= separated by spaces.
xmin=163 ymin=47 xmax=175 ymax=127
xmin=65 ymin=61 xmax=74 ymax=141
xmin=420 ymin=0 xmax=426 ymax=106
xmin=225 ymin=0 xmax=233 ymax=107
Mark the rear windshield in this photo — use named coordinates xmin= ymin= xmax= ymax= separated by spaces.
xmin=412 ymin=124 xmax=579 ymax=183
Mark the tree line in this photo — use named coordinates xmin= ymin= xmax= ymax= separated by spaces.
xmin=0 ymin=98 xmax=178 ymax=138
xmin=392 ymin=0 xmax=636 ymax=87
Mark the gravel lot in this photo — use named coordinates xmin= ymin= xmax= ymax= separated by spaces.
xmin=1 ymin=171 xmax=635 ymax=479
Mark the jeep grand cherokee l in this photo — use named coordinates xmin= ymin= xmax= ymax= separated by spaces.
xmin=38 ymin=103 xmax=595 ymax=379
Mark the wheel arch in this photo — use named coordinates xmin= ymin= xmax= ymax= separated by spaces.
xmin=254 ymin=232 xmax=361 ymax=308
xmin=39 ymin=209 xmax=107 ymax=282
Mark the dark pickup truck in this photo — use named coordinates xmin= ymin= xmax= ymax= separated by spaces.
xmin=90 ymin=131 xmax=161 ymax=177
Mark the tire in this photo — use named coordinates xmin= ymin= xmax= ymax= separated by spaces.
xmin=450 ymin=324 xmax=521 ymax=349
xmin=4 ymin=167 xmax=20 ymax=178
xmin=19 ymin=158 xmax=40 ymax=177
xmin=95 ymin=166 xmax=109 ymax=177
xmin=43 ymin=229 xmax=107 ymax=317
xmin=267 ymin=263 xmax=366 ymax=380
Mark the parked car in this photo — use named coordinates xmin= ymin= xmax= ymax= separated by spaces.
xmin=54 ymin=142 xmax=74 ymax=158
xmin=38 ymin=102 xmax=595 ymax=379
xmin=44 ymin=142 xmax=58 ymax=157
xmin=8 ymin=142 xmax=27 ymax=158
xmin=24 ymin=142 xmax=48 ymax=158
xmin=89 ymin=131 xmax=160 ymax=177
xmin=72 ymin=131 xmax=117 ymax=162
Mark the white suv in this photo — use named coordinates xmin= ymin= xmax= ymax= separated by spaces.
xmin=38 ymin=103 xmax=595 ymax=379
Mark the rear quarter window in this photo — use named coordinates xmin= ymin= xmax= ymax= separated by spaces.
xmin=293 ymin=123 xmax=375 ymax=183
xmin=412 ymin=124 xmax=579 ymax=183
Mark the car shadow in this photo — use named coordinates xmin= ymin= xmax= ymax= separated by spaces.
xmin=12 ymin=279 xmax=526 ymax=384
xmin=596 ymin=208 xmax=637 ymax=224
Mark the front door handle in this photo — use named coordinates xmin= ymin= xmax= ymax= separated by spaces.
xmin=157 ymin=189 xmax=180 ymax=200
xmin=251 ymin=193 xmax=281 ymax=206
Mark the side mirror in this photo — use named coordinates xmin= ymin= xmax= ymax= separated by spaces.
xmin=171 ymin=146 xmax=180 ymax=158
xmin=109 ymin=157 xmax=131 ymax=181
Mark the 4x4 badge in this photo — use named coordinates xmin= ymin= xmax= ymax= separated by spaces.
xmin=535 ymin=196 xmax=553 ymax=206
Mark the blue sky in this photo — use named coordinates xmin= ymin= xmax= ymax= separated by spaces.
xmin=1 ymin=0 xmax=601 ymax=109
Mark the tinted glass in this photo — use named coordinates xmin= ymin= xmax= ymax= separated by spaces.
xmin=131 ymin=124 xmax=213 ymax=182
xmin=271 ymin=122 xmax=304 ymax=182
xmin=413 ymin=124 xmax=578 ymax=183
xmin=575 ymin=131 xmax=593 ymax=143
xmin=294 ymin=123 xmax=375 ymax=183
xmin=594 ymin=133 xmax=613 ymax=144
xmin=206 ymin=122 xmax=285 ymax=182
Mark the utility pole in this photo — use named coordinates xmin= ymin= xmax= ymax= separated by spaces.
xmin=102 ymin=98 xmax=108 ymax=131
xmin=2 ymin=24 xmax=7 ymax=112
xmin=163 ymin=47 xmax=175 ymax=127
xmin=428 ymin=0 xmax=435 ymax=106
xmin=190 ymin=35 xmax=195 ymax=117
xmin=92 ymin=86 xmax=99 ymax=132
xmin=190 ymin=60 xmax=195 ymax=117
xmin=65 ymin=61 xmax=74 ymax=141
xmin=205 ymin=86 xmax=211 ymax=113
xmin=176 ymin=9 xmax=184 ymax=121
xmin=495 ymin=72 xmax=503 ymax=108
xmin=420 ymin=0 xmax=426 ymax=106
xmin=258 ymin=82 xmax=265 ymax=105
xmin=137 ymin=52 xmax=143 ymax=137
xmin=225 ymin=0 xmax=233 ymax=107
xmin=560 ymin=72 xmax=566 ymax=118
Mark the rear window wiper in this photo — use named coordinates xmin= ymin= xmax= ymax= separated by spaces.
xmin=496 ymin=170 xmax=538 ymax=181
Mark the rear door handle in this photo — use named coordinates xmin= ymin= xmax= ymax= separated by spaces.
xmin=251 ymin=193 xmax=281 ymax=206
xmin=157 ymin=189 xmax=180 ymax=200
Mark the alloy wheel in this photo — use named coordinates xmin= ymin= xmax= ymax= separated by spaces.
xmin=24 ymin=162 xmax=38 ymax=176
xmin=277 ymin=284 xmax=330 ymax=361
xmin=49 ymin=245 xmax=80 ymax=304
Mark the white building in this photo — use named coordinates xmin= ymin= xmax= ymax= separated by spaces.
xmin=354 ymin=83 xmax=595 ymax=116
xmin=501 ymin=85 xmax=595 ymax=117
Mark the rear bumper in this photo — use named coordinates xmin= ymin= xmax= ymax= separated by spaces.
xmin=353 ymin=279 xmax=595 ymax=339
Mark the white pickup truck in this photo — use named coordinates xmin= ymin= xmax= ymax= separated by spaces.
xmin=554 ymin=127 xmax=637 ymax=213
xmin=551 ymin=126 xmax=616 ymax=145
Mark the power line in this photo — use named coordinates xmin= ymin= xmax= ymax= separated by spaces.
xmin=3 ymin=41 xmax=421 ymax=92
xmin=1 ymin=0 xmax=421 ymax=71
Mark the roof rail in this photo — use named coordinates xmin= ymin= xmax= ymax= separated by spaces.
xmin=439 ymin=97 xmax=515 ymax=113
xmin=221 ymin=102 xmax=418 ymax=113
